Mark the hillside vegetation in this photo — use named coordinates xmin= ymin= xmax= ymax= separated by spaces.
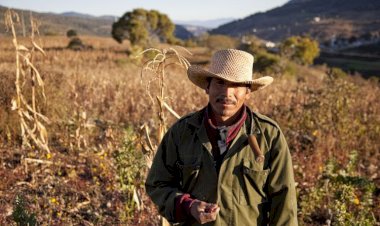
xmin=212 ymin=0 xmax=380 ymax=42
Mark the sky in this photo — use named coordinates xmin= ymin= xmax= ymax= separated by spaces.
xmin=0 ymin=0 xmax=289 ymax=21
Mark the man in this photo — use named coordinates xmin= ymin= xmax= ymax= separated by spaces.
xmin=145 ymin=49 xmax=298 ymax=225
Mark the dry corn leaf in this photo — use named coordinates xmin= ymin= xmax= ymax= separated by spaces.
xmin=17 ymin=45 xmax=29 ymax=52
xmin=36 ymin=121 xmax=48 ymax=143
xmin=21 ymin=110 xmax=33 ymax=121
xmin=156 ymin=96 xmax=181 ymax=119
xmin=141 ymin=124 xmax=155 ymax=151
xmin=133 ymin=188 xmax=142 ymax=211
xmin=81 ymin=111 xmax=87 ymax=120
xmin=11 ymin=98 xmax=18 ymax=110
xmin=20 ymin=96 xmax=50 ymax=123
xmin=32 ymin=40 xmax=46 ymax=56
xmin=30 ymin=64 xmax=45 ymax=87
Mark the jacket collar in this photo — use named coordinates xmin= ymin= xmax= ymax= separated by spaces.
xmin=185 ymin=105 xmax=270 ymax=155
xmin=186 ymin=107 xmax=210 ymax=152
xmin=187 ymin=107 xmax=207 ymax=129
xmin=187 ymin=105 xmax=260 ymax=133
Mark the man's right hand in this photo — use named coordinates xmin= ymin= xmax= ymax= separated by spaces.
xmin=190 ymin=200 xmax=220 ymax=224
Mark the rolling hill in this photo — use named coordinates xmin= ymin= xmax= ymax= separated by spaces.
xmin=0 ymin=6 xmax=208 ymax=40
xmin=211 ymin=0 xmax=380 ymax=42
xmin=0 ymin=6 xmax=114 ymax=37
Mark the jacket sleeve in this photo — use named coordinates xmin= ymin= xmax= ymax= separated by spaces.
xmin=145 ymin=126 xmax=184 ymax=223
xmin=267 ymin=127 xmax=298 ymax=226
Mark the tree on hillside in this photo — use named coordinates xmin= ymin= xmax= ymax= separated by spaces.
xmin=280 ymin=36 xmax=320 ymax=65
xmin=207 ymin=35 xmax=237 ymax=51
xmin=111 ymin=9 xmax=176 ymax=46
xmin=238 ymin=42 xmax=282 ymax=74
xmin=66 ymin=29 xmax=77 ymax=38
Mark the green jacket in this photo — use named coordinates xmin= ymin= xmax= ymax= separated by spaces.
xmin=145 ymin=107 xmax=298 ymax=226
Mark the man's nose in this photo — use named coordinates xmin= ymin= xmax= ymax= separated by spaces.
xmin=220 ymin=85 xmax=235 ymax=96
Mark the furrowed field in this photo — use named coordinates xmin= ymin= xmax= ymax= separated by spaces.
xmin=0 ymin=35 xmax=379 ymax=225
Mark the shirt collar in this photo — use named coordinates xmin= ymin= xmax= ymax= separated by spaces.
xmin=205 ymin=104 xmax=247 ymax=131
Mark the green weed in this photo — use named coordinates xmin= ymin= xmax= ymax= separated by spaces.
xmin=12 ymin=195 xmax=38 ymax=226
xmin=299 ymin=151 xmax=376 ymax=225
xmin=113 ymin=127 xmax=146 ymax=222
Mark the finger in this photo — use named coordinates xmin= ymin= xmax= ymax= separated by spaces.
xmin=191 ymin=201 xmax=219 ymax=223
xmin=198 ymin=211 xmax=207 ymax=223
xmin=200 ymin=211 xmax=217 ymax=223
xmin=205 ymin=205 xmax=218 ymax=213
xmin=205 ymin=203 xmax=220 ymax=213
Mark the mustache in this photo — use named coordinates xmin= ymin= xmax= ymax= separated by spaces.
xmin=216 ymin=97 xmax=236 ymax=104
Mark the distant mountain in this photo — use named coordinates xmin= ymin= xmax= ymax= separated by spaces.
xmin=0 ymin=6 xmax=114 ymax=37
xmin=61 ymin=12 xmax=117 ymax=21
xmin=174 ymin=25 xmax=194 ymax=40
xmin=175 ymin=18 xmax=235 ymax=29
xmin=211 ymin=0 xmax=380 ymax=42
xmin=178 ymin=25 xmax=208 ymax=37
xmin=173 ymin=18 xmax=237 ymax=38
xmin=60 ymin=12 xmax=96 ymax=19
xmin=288 ymin=0 xmax=313 ymax=3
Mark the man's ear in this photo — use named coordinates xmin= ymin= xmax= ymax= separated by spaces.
xmin=245 ymin=88 xmax=251 ymax=100
xmin=205 ymin=78 xmax=211 ymax=94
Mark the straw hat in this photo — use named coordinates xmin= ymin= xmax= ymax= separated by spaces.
xmin=187 ymin=49 xmax=273 ymax=91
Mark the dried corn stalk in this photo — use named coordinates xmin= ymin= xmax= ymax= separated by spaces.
xmin=139 ymin=46 xmax=192 ymax=226
xmin=140 ymin=47 xmax=191 ymax=143
xmin=5 ymin=9 xmax=50 ymax=152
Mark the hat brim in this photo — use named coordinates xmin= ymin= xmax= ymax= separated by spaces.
xmin=187 ymin=65 xmax=273 ymax=92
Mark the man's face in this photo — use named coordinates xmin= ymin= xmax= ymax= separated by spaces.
xmin=206 ymin=78 xmax=251 ymax=124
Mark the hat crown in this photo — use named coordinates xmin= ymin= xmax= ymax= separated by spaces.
xmin=208 ymin=49 xmax=254 ymax=82
xmin=187 ymin=48 xmax=273 ymax=92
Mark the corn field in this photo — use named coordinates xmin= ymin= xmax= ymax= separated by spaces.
xmin=0 ymin=10 xmax=379 ymax=225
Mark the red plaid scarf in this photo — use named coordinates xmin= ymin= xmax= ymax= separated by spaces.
xmin=204 ymin=105 xmax=247 ymax=159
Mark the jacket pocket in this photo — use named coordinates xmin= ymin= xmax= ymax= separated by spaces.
xmin=235 ymin=202 xmax=270 ymax=226
xmin=239 ymin=162 xmax=269 ymax=206
xmin=176 ymin=161 xmax=201 ymax=192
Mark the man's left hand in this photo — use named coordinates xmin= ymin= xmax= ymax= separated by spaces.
xmin=190 ymin=200 xmax=220 ymax=224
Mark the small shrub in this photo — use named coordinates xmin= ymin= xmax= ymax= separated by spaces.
xmin=67 ymin=37 xmax=93 ymax=51
xmin=239 ymin=42 xmax=285 ymax=75
xmin=254 ymin=51 xmax=281 ymax=74
xmin=368 ymin=76 xmax=379 ymax=83
xmin=299 ymin=151 xmax=376 ymax=225
xmin=67 ymin=37 xmax=85 ymax=50
xmin=43 ymin=30 xmax=59 ymax=36
xmin=280 ymin=36 xmax=320 ymax=65
xmin=12 ymin=195 xmax=38 ymax=226
xmin=184 ymin=39 xmax=197 ymax=47
xmin=283 ymin=62 xmax=297 ymax=76
xmin=328 ymin=67 xmax=348 ymax=79
xmin=206 ymin=35 xmax=237 ymax=52
xmin=66 ymin=29 xmax=77 ymax=38
xmin=168 ymin=36 xmax=183 ymax=46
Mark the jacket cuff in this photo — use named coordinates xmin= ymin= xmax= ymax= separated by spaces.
xmin=175 ymin=194 xmax=198 ymax=221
